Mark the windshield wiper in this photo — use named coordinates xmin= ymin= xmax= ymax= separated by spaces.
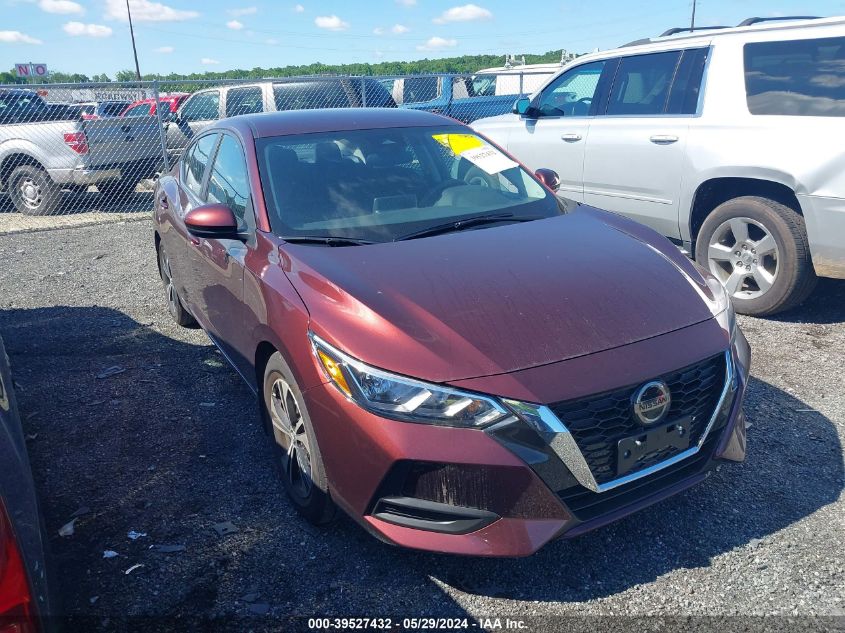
xmin=394 ymin=213 xmax=539 ymax=242
xmin=281 ymin=235 xmax=375 ymax=247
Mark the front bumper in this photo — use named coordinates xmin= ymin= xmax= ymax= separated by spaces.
xmin=303 ymin=320 xmax=750 ymax=557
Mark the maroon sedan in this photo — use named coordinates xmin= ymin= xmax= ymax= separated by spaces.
xmin=152 ymin=108 xmax=750 ymax=556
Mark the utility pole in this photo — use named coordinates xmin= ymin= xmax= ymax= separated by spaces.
xmin=127 ymin=0 xmax=142 ymax=81
xmin=690 ymin=0 xmax=697 ymax=31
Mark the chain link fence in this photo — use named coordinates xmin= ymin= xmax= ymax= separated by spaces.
xmin=0 ymin=71 xmax=558 ymax=229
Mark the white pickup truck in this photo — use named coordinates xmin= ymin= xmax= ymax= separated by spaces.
xmin=0 ymin=88 xmax=164 ymax=215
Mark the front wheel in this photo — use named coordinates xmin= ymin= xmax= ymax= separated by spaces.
xmin=262 ymin=352 xmax=336 ymax=525
xmin=695 ymin=196 xmax=817 ymax=316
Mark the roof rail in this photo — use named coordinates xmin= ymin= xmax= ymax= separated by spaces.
xmin=659 ymin=25 xmax=730 ymax=37
xmin=737 ymin=16 xmax=820 ymax=26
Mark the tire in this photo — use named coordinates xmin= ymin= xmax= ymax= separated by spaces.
xmin=7 ymin=165 xmax=61 ymax=216
xmin=261 ymin=352 xmax=337 ymax=525
xmin=695 ymin=195 xmax=817 ymax=316
xmin=157 ymin=245 xmax=197 ymax=327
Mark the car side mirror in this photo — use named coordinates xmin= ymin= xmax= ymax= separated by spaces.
xmin=185 ymin=204 xmax=240 ymax=239
xmin=535 ymin=168 xmax=560 ymax=192
xmin=513 ymin=96 xmax=532 ymax=116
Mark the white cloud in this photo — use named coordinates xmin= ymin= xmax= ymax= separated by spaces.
xmin=265 ymin=37 xmax=278 ymax=44
xmin=314 ymin=14 xmax=348 ymax=30
xmin=63 ymin=21 xmax=113 ymax=37
xmin=373 ymin=26 xmax=384 ymax=35
xmin=38 ymin=0 xmax=83 ymax=14
xmin=228 ymin=6 xmax=257 ymax=16
xmin=201 ymin=57 xmax=220 ymax=64
xmin=105 ymin=0 xmax=199 ymax=22
xmin=433 ymin=4 xmax=492 ymax=23
xmin=391 ymin=23 xmax=409 ymax=34
xmin=374 ymin=50 xmax=384 ymax=58
xmin=226 ymin=19 xmax=244 ymax=29
xmin=293 ymin=3 xmax=304 ymax=12
xmin=396 ymin=0 xmax=416 ymax=6
xmin=417 ymin=36 xmax=457 ymax=50
xmin=0 ymin=30 xmax=42 ymax=44
xmin=155 ymin=45 xmax=174 ymax=52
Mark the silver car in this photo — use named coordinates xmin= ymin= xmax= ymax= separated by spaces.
xmin=473 ymin=16 xmax=845 ymax=316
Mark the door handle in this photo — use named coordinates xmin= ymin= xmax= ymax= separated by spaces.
xmin=561 ymin=133 xmax=582 ymax=142
xmin=649 ymin=134 xmax=679 ymax=144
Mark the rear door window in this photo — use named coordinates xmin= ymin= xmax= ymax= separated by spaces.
xmin=274 ymin=82 xmax=351 ymax=110
xmin=182 ymin=133 xmax=219 ymax=198
xmin=226 ymin=86 xmax=264 ymax=117
xmin=744 ymin=36 xmax=845 ymax=116
xmin=606 ymin=51 xmax=681 ymax=115
xmin=666 ymin=48 xmax=709 ymax=115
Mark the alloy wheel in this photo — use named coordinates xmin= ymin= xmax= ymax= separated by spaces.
xmin=159 ymin=249 xmax=180 ymax=320
xmin=18 ymin=177 xmax=43 ymax=211
xmin=268 ymin=377 xmax=313 ymax=499
xmin=707 ymin=217 xmax=779 ymax=300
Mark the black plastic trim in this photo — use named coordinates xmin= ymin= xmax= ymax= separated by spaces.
xmin=372 ymin=496 xmax=499 ymax=535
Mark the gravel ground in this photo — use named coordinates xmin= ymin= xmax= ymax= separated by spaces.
xmin=0 ymin=221 xmax=843 ymax=632
xmin=0 ymin=188 xmax=152 ymax=236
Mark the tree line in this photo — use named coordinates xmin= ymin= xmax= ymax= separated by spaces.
xmin=1 ymin=51 xmax=571 ymax=86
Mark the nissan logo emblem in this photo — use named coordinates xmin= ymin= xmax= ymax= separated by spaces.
xmin=633 ymin=380 xmax=671 ymax=426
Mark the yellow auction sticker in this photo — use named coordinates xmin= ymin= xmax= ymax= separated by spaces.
xmin=432 ymin=133 xmax=485 ymax=155
xmin=433 ymin=133 xmax=518 ymax=175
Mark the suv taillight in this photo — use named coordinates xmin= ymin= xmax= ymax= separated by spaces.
xmin=63 ymin=131 xmax=89 ymax=155
xmin=0 ymin=500 xmax=37 ymax=633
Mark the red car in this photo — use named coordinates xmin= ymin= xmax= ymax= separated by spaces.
xmin=121 ymin=93 xmax=188 ymax=118
xmin=152 ymin=108 xmax=750 ymax=556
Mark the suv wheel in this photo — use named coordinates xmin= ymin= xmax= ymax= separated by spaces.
xmin=695 ymin=195 xmax=817 ymax=316
xmin=8 ymin=165 xmax=61 ymax=216
xmin=261 ymin=352 xmax=336 ymax=525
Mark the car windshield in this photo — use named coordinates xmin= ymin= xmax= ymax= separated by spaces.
xmin=257 ymin=126 xmax=563 ymax=243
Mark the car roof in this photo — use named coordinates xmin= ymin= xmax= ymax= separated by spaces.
xmin=228 ymin=108 xmax=459 ymax=139
xmin=576 ymin=15 xmax=845 ymax=61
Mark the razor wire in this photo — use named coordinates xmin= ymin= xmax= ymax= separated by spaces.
xmin=0 ymin=71 xmax=554 ymax=220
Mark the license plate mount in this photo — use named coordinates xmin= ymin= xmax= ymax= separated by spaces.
xmin=617 ymin=416 xmax=692 ymax=477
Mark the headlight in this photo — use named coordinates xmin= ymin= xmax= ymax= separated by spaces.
xmin=706 ymin=274 xmax=737 ymax=342
xmin=310 ymin=333 xmax=510 ymax=427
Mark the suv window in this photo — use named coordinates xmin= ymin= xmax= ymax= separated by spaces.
xmin=274 ymin=81 xmax=350 ymax=110
xmin=206 ymin=134 xmax=252 ymax=231
xmin=535 ymin=61 xmax=606 ymax=117
xmin=744 ymin=36 xmax=845 ymax=117
xmin=182 ymin=133 xmax=219 ymax=198
xmin=403 ymin=77 xmax=439 ymax=103
xmin=606 ymin=51 xmax=680 ymax=115
xmin=181 ymin=91 xmax=220 ymax=122
xmin=226 ymin=86 xmax=264 ymax=117
xmin=666 ymin=48 xmax=709 ymax=115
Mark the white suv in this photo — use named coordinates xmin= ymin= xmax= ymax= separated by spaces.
xmin=473 ymin=17 xmax=845 ymax=316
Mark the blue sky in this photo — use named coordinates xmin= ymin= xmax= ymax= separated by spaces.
xmin=2 ymin=0 xmax=845 ymax=76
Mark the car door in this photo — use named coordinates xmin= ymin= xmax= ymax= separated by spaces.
xmin=582 ymin=48 xmax=708 ymax=238
xmin=168 ymin=132 xmax=220 ymax=307
xmin=184 ymin=132 xmax=256 ymax=377
xmin=505 ymin=60 xmax=611 ymax=201
xmin=167 ymin=89 xmax=221 ymax=155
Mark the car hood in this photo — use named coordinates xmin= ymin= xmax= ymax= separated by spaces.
xmin=282 ymin=205 xmax=717 ymax=383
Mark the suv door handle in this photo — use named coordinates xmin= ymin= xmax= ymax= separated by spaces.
xmin=649 ymin=134 xmax=679 ymax=144
xmin=561 ymin=133 xmax=582 ymax=142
